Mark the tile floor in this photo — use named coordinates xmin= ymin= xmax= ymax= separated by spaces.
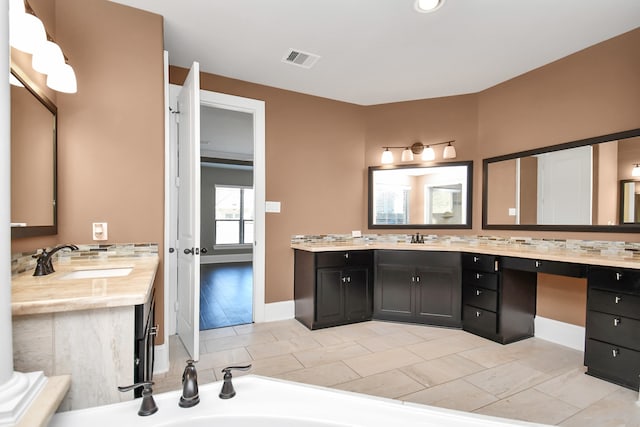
xmin=199 ymin=262 xmax=253 ymax=330
xmin=154 ymin=319 xmax=640 ymax=426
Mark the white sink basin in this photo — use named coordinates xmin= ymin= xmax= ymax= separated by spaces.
xmin=61 ymin=267 xmax=133 ymax=280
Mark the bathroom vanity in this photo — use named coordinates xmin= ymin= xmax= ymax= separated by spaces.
xmin=293 ymin=238 xmax=640 ymax=390
xmin=11 ymin=254 xmax=159 ymax=411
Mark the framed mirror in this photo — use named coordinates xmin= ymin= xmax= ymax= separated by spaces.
xmin=368 ymin=161 xmax=473 ymax=229
xmin=483 ymin=128 xmax=640 ymax=232
xmin=10 ymin=66 xmax=58 ymax=238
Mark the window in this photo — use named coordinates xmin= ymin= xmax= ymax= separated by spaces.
xmin=215 ymin=186 xmax=254 ymax=245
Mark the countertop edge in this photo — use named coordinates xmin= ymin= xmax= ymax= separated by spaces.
xmin=17 ymin=375 xmax=71 ymax=427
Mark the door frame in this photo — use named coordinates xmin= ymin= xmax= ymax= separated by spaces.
xmin=165 ymin=83 xmax=266 ymax=338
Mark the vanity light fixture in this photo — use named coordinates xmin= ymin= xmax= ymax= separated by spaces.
xmin=10 ymin=0 xmax=78 ymax=93
xmin=415 ymin=0 xmax=446 ymax=13
xmin=380 ymin=140 xmax=456 ymax=164
xmin=632 ymin=164 xmax=640 ymax=177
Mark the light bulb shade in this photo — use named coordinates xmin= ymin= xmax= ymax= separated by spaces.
xmin=32 ymin=41 xmax=66 ymax=75
xmin=401 ymin=148 xmax=414 ymax=162
xmin=9 ymin=0 xmax=25 ymax=15
xmin=422 ymin=146 xmax=435 ymax=161
xmin=415 ymin=0 xmax=444 ymax=13
xmin=633 ymin=164 xmax=640 ymax=177
xmin=10 ymin=13 xmax=46 ymax=54
xmin=443 ymin=143 xmax=457 ymax=159
xmin=381 ymin=149 xmax=394 ymax=164
xmin=47 ymin=63 xmax=77 ymax=93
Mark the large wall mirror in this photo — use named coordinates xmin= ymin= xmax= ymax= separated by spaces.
xmin=369 ymin=161 xmax=473 ymax=229
xmin=483 ymin=128 xmax=640 ymax=232
xmin=10 ymin=66 xmax=58 ymax=238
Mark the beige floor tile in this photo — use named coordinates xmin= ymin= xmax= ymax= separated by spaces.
xmin=276 ymin=361 xmax=361 ymax=387
xmin=559 ymin=388 xmax=640 ymax=427
xmin=200 ymin=326 xmax=237 ymax=341
xmin=235 ymin=354 xmax=304 ymax=379
xmin=246 ymin=335 xmax=320 ymax=359
xmin=309 ymin=329 xmax=359 ymax=347
xmin=334 ymin=369 xmax=425 ymax=399
xmin=406 ymin=333 xmax=491 ymax=360
xmin=343 ymin=347 xmax=424 ymax=377
xmin=475 ymin=388 xmax=582 ymax=425
xmin=293 ymin=342 xmax=371 ymax=368
xmin=401 ymin=378 xmax=499 ymax=412
xmin=535 ymin=367 xmax=620 ymax=409
xmin=400 ymin=324 xmax=463 ymax=341
xmin=400 ymin=354 xmax=486 ymax=387
xmin=516 ymin=343 xmax=584 ymax=376
xmin=458 ymin=342 xmax=519 ymax=368
xmin=357 ymin=331 xmax=425 ymax=352
xmin=196 ymin=347 xmax=253 ymax=370
xmin=203 ymin=330 xmax=276 ymax=353
xmin=465 ymin=361 xmax=550 ymax=399
xmin=327 ymin=322 xmax=383 ymax=341
xmin=361 ymin=320 xmax=418 ymax=336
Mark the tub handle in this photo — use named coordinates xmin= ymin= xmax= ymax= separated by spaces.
xmin=219 ymin=364 xmax=252 ymax=399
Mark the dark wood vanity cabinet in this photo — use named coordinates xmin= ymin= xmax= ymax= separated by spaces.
xmin=373 ymin=250 xmax=461 ymax=327
xmin=462 ymin=253 xmax=536 ymax=344
xmin=586 ymin=266 xmax=640 ymax=390
xmin=294 ymin=250 xmax=373 ymax=330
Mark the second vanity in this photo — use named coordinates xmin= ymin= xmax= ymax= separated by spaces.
xmin=11 ymin=248 xmax=158 ymax=411
xmin=292 ymin=236 xmax=640 ymax=391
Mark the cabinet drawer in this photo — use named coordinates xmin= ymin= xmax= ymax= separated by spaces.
xmin=588 ymin=288 xmax=640 ymax=320
xmin=463 ymin=305 xmax=497 ymax=335
xmin=462 ymin=270 xmax=498 ymax=291
xmin=587 ymin=311 xmax=640 ymax=351
xmin=501 ymin=257 xmax=586 ymax=278
xmin=316 ymin=251 xmax=372 ymax=268
xmin=589 ymin=267 xmax=640 ymax=294
xmin=585 ymin=339 xmax=640 ymax=389
xmin=463 ymin=286 xmax=497 ymax=312
xmin=462 ymin=253 xmax=498 ymax=273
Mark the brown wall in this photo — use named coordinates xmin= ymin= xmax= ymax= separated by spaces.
xmin=11 ymin=0 xmax=166 ymax=342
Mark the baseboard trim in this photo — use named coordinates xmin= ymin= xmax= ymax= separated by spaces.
xmin=153 ymin=343 xmax=169 ymax=375
xmin=263 ymin=300 xmax=295 ymax=323
xmin=200 ymin=254 xmax=253 ymax=264
xmin=534 ymin=316 xmax=585 ymax=352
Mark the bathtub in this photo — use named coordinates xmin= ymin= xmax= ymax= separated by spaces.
xmin=49 ymin=375 xmax=549 ymax=426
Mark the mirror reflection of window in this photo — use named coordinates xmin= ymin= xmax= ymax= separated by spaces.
xmin=427 ymin=184 xmax=462 ymax=224
xmin=374 ymin=183 xmax=410 ymax=225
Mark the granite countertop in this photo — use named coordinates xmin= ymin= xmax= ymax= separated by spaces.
xmin=291 ymin=241 xmax=640 ymax=270
xmin=11 ymin=255 xmax=159 ymax=316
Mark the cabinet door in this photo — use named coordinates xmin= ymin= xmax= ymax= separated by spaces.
xmin=344 ymin=267 xmax=372 ymax=321
xmin=316 ymin=268 xmax=345 ymax=326
xmin=374 ymin=263 xmax=414 ymax=321
xmin=414 ymin=264 xmax=462 ymax=327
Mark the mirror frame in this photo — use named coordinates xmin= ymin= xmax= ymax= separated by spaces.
xmin=10 ymin=63 xmax=58 ymax=238
xmin=482 ymin=128 xmax=640 ymax=232
xmin=368 ymin=160 xmax=473 ymax=230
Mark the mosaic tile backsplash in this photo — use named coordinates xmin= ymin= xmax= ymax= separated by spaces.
xmin=11 ymin=243 xmax=159 ymax=276
xmin=291 ymin=234 xmax=640 ymax=260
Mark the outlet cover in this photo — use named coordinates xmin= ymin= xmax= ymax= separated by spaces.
xmin=93 ymin=222 xmax=108 ymax=241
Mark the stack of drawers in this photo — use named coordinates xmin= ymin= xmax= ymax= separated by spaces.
xmin=586 ymin=266 xmax=640 ymax=390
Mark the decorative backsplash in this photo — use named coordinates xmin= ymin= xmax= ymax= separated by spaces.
xmin=11 ymin=243 xmax=159 ymax=276
xmin=291 ymin=234 xmax=640 ymax=259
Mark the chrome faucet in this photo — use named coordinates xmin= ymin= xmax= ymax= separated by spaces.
xmin=32 ymin=244 xmax=79 ymax=276
xmin=179 ymin=359 xmax=200 ymax=408
xmin=117 ymin=382 xmax=158 ymax=416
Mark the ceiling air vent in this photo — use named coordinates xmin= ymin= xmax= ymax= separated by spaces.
xmin=282 ymin=49 xmax=320 ymax=69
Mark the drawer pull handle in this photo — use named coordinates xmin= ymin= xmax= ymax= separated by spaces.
xmin=415 ymin=276 xmax=420 ymax=284
xmin=612 ymin=348 xmax=620 ymax=358
xmin=614 ymin=318 xmax=621 ymax=327
xmin=411 ymin=276 xmax=415 ymax=283
xmin=476 ymin=289 xmax=482 ymax=296
xmin=475 ymin=311 xmax=482 ymax=317
xmin=344 ymin=253 xmax=349 ymax=259
xmin=535 ymin=261 xmax=541 ymax=268
xmin=615 ymin=296 xmax=621 ymax=304
xmin=476 ymin=273 xmax=482 ymax=279
xmin=473 ymin=256 xmax=479 ymax=263
xmin=616 ymin=272 xmax=622 ymax=281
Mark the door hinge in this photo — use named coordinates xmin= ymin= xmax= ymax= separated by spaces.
xmin=170 ymin=106 xmax=180 ymax=123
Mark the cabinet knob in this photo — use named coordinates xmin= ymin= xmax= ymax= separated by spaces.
xmin=535 ymin=261 xmax=541 ymax=268
xmin=475 ymin=311 xmax=482 ymax=317
xmin=476 ymin=273 xmax=482 ymax=279
xmin=415 ymin=276 xmax=421 ymax=283
xmin=344 ymin=252 xmax=349 ymax=259
xmin=616 ymin=272 xmax=623 ymax=281
xmin=615 ymin=296 xmax=621 ymax=304
xmin=613 ymin=318 xmax=621 ymax=327
xmin=476 ymin=289 xmax=482 ymax=296
xmin=473 ymin=256 xmax=479 ymax=263
xmin=612 ymin=348 xmax=620 ymax=358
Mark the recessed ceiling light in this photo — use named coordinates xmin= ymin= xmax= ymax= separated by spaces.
xmin=415 ymin=0 xmax=445 ymax=13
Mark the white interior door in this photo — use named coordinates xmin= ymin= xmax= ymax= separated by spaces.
xmin=176 ymin=62 xmax=201 ymax=360
xmin=537 ymin=145 xmax=592 ymax=225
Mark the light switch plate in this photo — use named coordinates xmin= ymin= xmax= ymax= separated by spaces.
xmin=508 ymin=208 xmax=517 ymax=216
xmin=93 ymin=222 xmax=108 ymax=241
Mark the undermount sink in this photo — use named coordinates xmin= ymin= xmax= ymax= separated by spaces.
xmin=61 ymin=267 xmax=133 ymax=280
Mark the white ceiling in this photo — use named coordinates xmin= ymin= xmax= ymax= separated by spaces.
xmin=112 ymin=0 xmax=640 ymax=106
